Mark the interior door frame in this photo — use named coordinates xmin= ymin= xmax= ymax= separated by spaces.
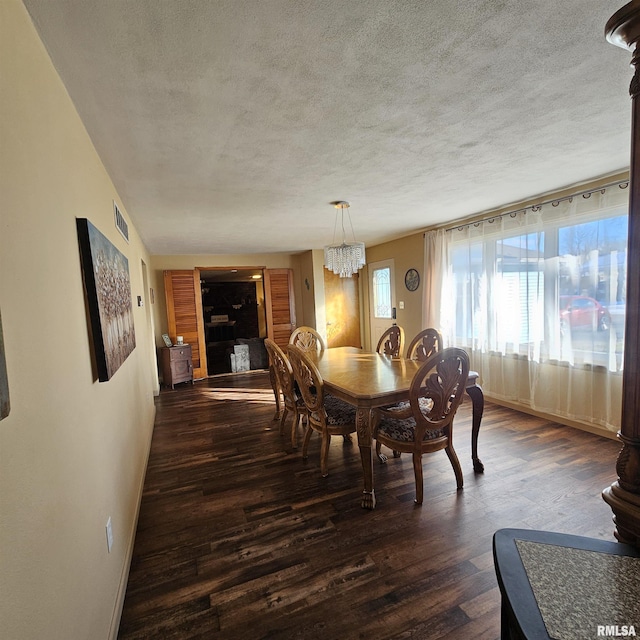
xmin=164 ymin=265 xmax=293 ymax=377
xmin=323 ymin=269 xmax=361 ymax=348
xmin=196 ymin=265 xmax=268 ymax=372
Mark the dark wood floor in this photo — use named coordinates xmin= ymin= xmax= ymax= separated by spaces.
xmin=118 ymin=371 xmax=621 ymax=640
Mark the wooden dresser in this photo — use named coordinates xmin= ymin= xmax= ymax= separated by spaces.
xmin=160 ymin=345 xmax=193 ymax=389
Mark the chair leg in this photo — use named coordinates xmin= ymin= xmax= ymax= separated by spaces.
xmin=269 ymin=367 xmax=281 ymax=420
xmin=376 ymin=441 xmax=400 ymax=463
xmin=412 ymin=452 xmax=424 ymax=505
xmin=320 ymin=433 xmax=331 ymax=477
xmin=301 ymin=423 xmax=313 ymax=460
xmin=445 ymin=444 xmax=464 ymax=490
xmin=279 ymin=407 xmax=289 ymax=435
xmin=291 ymin=411 xmax=301 ymax=449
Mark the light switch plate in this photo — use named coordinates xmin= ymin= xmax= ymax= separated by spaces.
xmin=106 ymin=517 xmax=114 ymax=553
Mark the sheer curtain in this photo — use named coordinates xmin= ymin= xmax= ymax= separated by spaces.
xmin=422 ymin=228 xmax=448 ymax=329
xmin=425 ymin=184 xmax=629 ymax=433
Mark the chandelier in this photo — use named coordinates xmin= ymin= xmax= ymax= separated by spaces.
xmin=323 ymin=201 xmax=366 ymax=278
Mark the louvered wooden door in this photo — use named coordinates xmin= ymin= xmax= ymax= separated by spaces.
xmin=164 ymin=270 xmax=207 ymax=379
xmin=264 ymin=269 xmax=296 ymax=348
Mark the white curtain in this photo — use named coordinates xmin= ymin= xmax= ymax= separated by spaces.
xmin=422 ymin=228 xmax=448 ymax=329
xmin=425 ymin=184 xmax=629 ymax=433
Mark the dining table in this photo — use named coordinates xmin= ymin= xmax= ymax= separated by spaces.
xmin=309 ymin=346 xmax=485 ymax=509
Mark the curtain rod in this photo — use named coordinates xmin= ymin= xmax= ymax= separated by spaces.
xmin=444 ymin=178 xmax=629 ymax=232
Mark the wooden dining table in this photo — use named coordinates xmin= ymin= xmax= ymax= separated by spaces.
xmin=309 ymin=346 xmax=485 ymax=509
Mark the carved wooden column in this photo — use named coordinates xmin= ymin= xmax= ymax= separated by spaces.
xmin=603 ymin=1 xmax=640 ymax=546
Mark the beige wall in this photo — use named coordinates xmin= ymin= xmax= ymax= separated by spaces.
xmin=0 ymin=2 xmax=158 ymax=639
xmin=364 ymin=233 xmax=425 ymax=351
xmin=291 ymin=251 xmax=317 ymax=332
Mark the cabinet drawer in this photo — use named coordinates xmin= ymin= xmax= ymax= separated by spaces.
xmin=168 ymin=346 xmax=191 ymax=361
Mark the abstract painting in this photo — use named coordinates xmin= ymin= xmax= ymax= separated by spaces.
xmin=77 ymin=218 xmax=136 ymax=381
xmin=0 ymin=309 xmax=9 ymax=420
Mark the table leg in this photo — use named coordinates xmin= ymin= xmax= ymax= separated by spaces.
xmin=500 ymin=600 xmax=511 ymax=640
xmin=465 ymin=383 xmax=485 ymax=473
xmin=356 ymin=408 xmax=376 ymax=510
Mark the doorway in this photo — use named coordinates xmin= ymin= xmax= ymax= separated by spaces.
xmin=163 ymin=267 xmax=296 ymax=378
xmin=199 ymin=268 xmax=268 ymax=375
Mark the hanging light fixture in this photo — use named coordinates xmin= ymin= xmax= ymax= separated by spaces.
xmin=323 ymin=201 xmax=366 ymax=278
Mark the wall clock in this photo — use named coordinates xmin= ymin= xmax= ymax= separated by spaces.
xmin=405 ymin=268 xmax=420 ymax=291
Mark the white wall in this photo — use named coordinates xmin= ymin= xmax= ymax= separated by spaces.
xmin=0 ymin=2 xmax=157 ymax=638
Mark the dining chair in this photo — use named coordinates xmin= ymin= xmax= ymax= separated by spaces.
xmin=376 ymin=327 xmax=439 ymax=434
xmin=264 ymin=338 xmax=308 ymax=449
xmin=374 ymin=347 xmax=470 ymax=504
xmin=376 ymin=325 xmax=405 ymax=358
xmin=287 ymin=344 xmax=357 ymax=477
xmin=381 ymin=327 xmax=482 ymax=466
xmin=406 ymin=328 xmax=443 ymax=361
xmin=289 ymin=326 xmax=326 ymax=353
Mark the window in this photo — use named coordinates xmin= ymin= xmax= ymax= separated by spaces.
xmin=372 ymin=266 xmax=392 ymax=319
xmin=449 ymin=192 xmax=628 ymax=372
xmin=434 ymin=183 xmax=628 ymax=433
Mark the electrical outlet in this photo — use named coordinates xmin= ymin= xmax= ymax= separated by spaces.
xmin=106 ymin=517 xmax=114 ymax=553
xmin=399 ymin=301 xmax=405 ymax=309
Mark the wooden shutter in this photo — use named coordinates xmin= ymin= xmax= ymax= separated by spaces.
xmin=164 ymin=270 xmax=207 ymax=379
xmin=264 ymin=268 xmax=296 ymax=348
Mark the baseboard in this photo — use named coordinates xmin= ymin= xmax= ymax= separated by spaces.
xmin=108 ymin=404 xmax=157 ymax=640
xmin=484 ymin=394 xmax=619 ymax=441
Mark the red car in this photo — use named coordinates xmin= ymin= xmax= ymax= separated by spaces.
xmin=559 ymin=296 xmax=611 ymax=333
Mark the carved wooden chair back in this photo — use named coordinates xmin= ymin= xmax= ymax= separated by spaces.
xmin=375 ymin=347 xmax=470 ymax=504
xmin=289 ymin=326 xmax=326 ymax=353
xmin=376 ymin=325 xmax=405 ymax=358
xmin=287 ymin=344 xmax=357 ymax=477
xmin=265 ymin=338 xmax=308 ymax=448
xmin=406 ymin=328 xmax=443 ymax=361
xmin=286 ymin=344 xmax=325 ymax=416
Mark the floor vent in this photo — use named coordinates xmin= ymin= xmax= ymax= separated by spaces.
xmin=114 ymin=201 xmax=129 ymax=242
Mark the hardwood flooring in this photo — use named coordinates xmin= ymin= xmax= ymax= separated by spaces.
xmin=118 ymin=371 xmax=621 ymax=640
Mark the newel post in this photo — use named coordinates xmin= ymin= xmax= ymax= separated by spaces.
xmin=603 ymin=0 xmax=640 ymax=546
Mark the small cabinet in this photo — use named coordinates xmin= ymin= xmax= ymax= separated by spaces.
xmin=160 ymin=345 xmax=193 ymax=389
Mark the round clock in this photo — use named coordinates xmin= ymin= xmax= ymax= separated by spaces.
xmin=405 ymin=268 xmax=420 ymax=292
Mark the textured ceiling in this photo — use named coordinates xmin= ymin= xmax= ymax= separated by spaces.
xmin=23 ymin=0 xmax=632 ymax=255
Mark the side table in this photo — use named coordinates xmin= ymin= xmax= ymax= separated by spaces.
xmin=160 ymin=345 xmax=194 ymax=389
xmin=493 ymin=528 xmax=640 ymax=640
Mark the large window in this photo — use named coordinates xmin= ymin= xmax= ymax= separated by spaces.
xmin=428 ymin=183 xmax=628 ymax=433
xmin=448 ymin=187 xmax=628 ymax=373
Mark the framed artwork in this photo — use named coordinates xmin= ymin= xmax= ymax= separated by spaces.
xmin=77 ymin=218 xmax=136 ymax=381
xmin=0 ymin=309 xmax=9 ymax=420
xmin=162 ymin=333 xmax=173 ymax=347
